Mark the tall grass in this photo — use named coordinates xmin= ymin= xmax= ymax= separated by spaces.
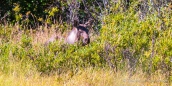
xmin=0 ymin=66 xmax=168 ymax=86
xmin=0 ymin=2 xmax=172 ymax=85
xmin=0 ymin=23 xmax=170 ymax=85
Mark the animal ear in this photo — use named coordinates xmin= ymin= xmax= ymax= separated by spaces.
xmin=78 ymin=29 xmax=83 ymax=33
xmin=85 ymin=18 xmax=94 ymax=27
xmin=73 ymin=20 xmax=79 ymax=27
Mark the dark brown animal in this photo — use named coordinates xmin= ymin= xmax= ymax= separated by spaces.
xmin=45 ymin=19 xmax=93 ymax=46
xmin=66 ymin=19 xmax=91 ymax=45
xmin=66 ymin=27 xmax=80 ymax=44
xmin=77 ymin=25 xmax=90 ymax=45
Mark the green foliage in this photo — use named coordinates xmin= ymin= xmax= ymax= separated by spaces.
xmin=0 ymin=1 xmax=171 ymax=83
xmin=0 ymin=43 xmax=10 ymax=72
xmin=101 ymin=5 xmax=172 ymax=74
xmin=33 ymin=41 xmax=104 ymax=74
xmin=0 ymin=0 xmax=109 ymax=30
xmin=0 ymin=25 xmax=12 ymax=42
xmin=21 ymin=34 xmax=32 ymax=48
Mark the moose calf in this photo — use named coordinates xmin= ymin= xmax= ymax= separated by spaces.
xmin=45 ymin=19 xmax=92 ymax=46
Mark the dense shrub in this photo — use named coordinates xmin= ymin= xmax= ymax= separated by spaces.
xmin=101 ymin=6 xmax=172 ymax=80
xmin=0 ymin=0 xmax=171 ymax=82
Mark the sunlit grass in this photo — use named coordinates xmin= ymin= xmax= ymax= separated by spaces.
xmin=0 ymin=66 xmax=168 ymax=86
xmin=0 ymin=7 xmax=172 ymax=85
xmin=0 ymin=23 xmax=170 ymax=86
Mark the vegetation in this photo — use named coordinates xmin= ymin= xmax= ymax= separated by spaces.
xmin=0 ymin=0 xmax=172 ymax=85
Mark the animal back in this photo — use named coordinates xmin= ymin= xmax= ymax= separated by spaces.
xmin=66 ymin=30 xmax=77 ymax=44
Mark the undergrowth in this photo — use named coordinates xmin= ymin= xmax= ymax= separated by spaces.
xmin=0 ymin=2 xmax=172 ymax=85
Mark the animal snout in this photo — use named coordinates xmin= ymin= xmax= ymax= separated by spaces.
xmin=82 ymin=37 xmax=90 ymax=46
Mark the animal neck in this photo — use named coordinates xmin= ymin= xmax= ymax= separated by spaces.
xmin=66 ymin=27 xmax=79 ymax=44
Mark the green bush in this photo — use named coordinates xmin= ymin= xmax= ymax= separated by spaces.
xmin=0 ymin=1 xmax=171 ymax=82
xmin=100 ymin=6 xmax=172 ymax=74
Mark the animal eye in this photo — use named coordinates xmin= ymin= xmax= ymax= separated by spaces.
xmin=84 ymin=38 xmax=88 ymax=42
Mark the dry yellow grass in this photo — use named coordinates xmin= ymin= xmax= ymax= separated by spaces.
xmin=0 ymin=25 xmax=170 ymax=86
xmin=7 ymin=24 xmax=97 ymax=46
xmin=0 ymin=66 xmax=168 ymax=86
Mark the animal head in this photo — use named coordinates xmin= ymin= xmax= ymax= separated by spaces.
xmin=77 ymin=26 xmax=90 ymax=45
xmin=81 ymin=31 xmax=90 ymax=46
xmin=47 ymin=19 xmax=92 ymax=46
xmin=70 ymin=19 xmax=92 ymax=45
